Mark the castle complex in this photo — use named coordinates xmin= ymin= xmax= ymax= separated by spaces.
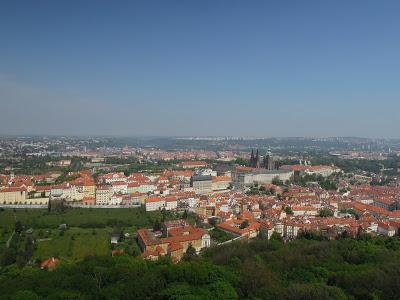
xmin=249 ymin=149 xmax=276 ymax=170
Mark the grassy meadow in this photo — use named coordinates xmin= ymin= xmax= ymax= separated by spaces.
xmin=0 ymin=207 xmax=180 ymax=262
xmin=34 ymin=227 xmax=111 ymax=262
xmin=0 ymin=207 xmax=164 ymax=230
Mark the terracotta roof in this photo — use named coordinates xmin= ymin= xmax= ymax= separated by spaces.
xmin=137 ymin=229 xmax=160 ymax=246
xmin=217 ymin=219 xmax=260 ymax=236
xmin=180 ymin=161 xmax=208 ymax=167
xmin=168 ymin=242 xmax=183 ymax=252
xmin=146 ymin=196 xmax=163 ymax=203
xmin=0 ymin=187 xmax=26 ymax=193
xmin=161 ymin=226 xmax=206 ymax=244
xmin=40 ymin=257 xmax=60 ymax=269
xmin=212 ymin=176 xmax=231 ymax=183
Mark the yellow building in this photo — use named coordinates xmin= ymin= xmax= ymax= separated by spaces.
xmin=0 ymin=187 xmax=27 ymax=204
xmin=83 ymin=182 xmax=96 ymax=197
xmin=212 ymin=176 xmax=231 ymax=191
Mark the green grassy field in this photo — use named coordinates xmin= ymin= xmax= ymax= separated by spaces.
xmin=0 ymin=207 xmax=183 ymax=263
xmin=0 ymin=230 xmax=8 ymax=253
xmin=34 ymin=227 xmax=111 ymax=262
xmin=210 ymin=227 xmax=236 ymax=243
xmin=0 ymin=207 xmax=169 ymax=230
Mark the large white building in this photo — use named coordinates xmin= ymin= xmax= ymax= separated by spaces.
xmin=232 ymin=168 xmax=293 ymax=187
xmin=212 ymin=176 xmax=231 ymax=191
xmin=50 ymin=184 xmax=84 ymax=201
xmin=165 ymin=197 xmax=178 ymax=210
xmin=96 ymin=186 xmax=112 ymax=205
xmin=110 ymin=194 xmax=123 ymax=205
xmin=111 ymin=181 xmax=128 ymax=195
xmin=145 ymin=196 xmax=179 ymax=211
xmin=127 ymin=182 xmax=157 ymax=194
xmin=191 ymin=175 xmax=212 ymax=194
xmin=100 ymin=172 xmax=127 ymax=184
xmin=145 ymin=196 xmax=164 ymax=211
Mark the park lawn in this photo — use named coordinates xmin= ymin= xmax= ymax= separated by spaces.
xmin=0 ymin=231 xmax=7 ymax=252
xmin=0 ymin=207 xmax=168 ymax=230
xmin=0 ymin=207 xmax=184 ymax=261
xmin=34 ymin=227 xmax=111 ymax=262
xmin=0 ymin=225 xmax=13 ymax=251
xmin=210 ymin=227 xmax=236 ymax=243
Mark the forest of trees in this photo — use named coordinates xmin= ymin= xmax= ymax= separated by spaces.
xmin=1 ymin=235 xmax=400 ymax=299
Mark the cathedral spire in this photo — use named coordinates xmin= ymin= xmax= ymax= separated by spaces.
xmin=255 ymin=149 xmax=260 ymax=168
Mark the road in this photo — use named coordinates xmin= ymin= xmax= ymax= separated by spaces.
xmin=6 ymin=231 xmax=15 ymax=248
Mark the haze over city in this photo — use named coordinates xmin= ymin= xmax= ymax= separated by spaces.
xmin=1 ymin=0 xmax=400 ymax=137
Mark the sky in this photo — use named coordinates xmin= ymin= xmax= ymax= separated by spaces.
xmin=0 ymin=0 xmax=399 ymax=138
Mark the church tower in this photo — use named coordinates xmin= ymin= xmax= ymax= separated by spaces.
xmin=250 ymin=149 xmax=255 ymax=167
xmin=255 ymin=149 xmax=260 ymax=168
xmin=264 ymin=148 xmax=276 ymax=170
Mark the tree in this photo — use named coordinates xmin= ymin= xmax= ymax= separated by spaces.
xmin=0 ymin=248 xmax=16 ymax=266
xmin=235 ymin=158 xmax=250 ymax=166
xmin=240 ymin=220 xmax=249 ymax=229
xmin=240 ymin=259 xmax=278 ymax=298
xmin=23 ymin=236 xmax=34 ymax=261
xmin=208 ymin=217 xmax=219 ymax=227
xmin=298 ymin=230 xmax=327 ymax=241
xmin=319 ymin=209 xmax=334 ymax=217
xmin=320 ymin=180 xmax=337 ymax=191
xmin=161 ymin=208 xmax=167 ymax=222
xmin=10 ymin=290 xmax=40 ymax=300
xmin=272 ymin=176 xmax=284 ymax=186
xmin=284 ymin=206 xmax=293 ymax=215
xmin=1 ymin=237 xmax=400 ymax=299
xmin=15 ymin=221 xmax=23 ymax=234
xmin=119 ymin=231 xmax=125 ymax=242
xmin=153 ymin=219 xmax=161 ymax=231
xmin=209 ymin=280 xmax=238 ymax=299
xmin=183 ymin=243 xmax=197 ymax=261
xmin=270 ymin=231 xmax=283 ymax=242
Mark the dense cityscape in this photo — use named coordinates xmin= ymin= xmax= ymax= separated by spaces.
xmin=1 ymin=136 xmax=400 ymax=298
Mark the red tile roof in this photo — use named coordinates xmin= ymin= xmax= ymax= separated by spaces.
xmin=40 ymin=257 xmax=60 ymax=269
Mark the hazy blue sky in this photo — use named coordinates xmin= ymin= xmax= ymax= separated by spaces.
xmin=0 ymin=1 xmax=399 ymax=137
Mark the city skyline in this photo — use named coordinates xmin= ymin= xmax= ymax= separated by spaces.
xmin=1 ymin=1 xmax=400 ymax=137
xmin=2 ymin=2 xmax=400 ymax=297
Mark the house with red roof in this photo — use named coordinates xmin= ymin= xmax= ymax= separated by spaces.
xmin=0 ymin=186 xmax=27 ymax=204
xmin=137 ymin=225 xmax=210 ymax=262
xmin=40 ymin=257 xmax=60 ymax=270
xmin=377 ymin=222 xmax=396 ymax=237
xmin=217 ymin=217 xmax=260 ymax=239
